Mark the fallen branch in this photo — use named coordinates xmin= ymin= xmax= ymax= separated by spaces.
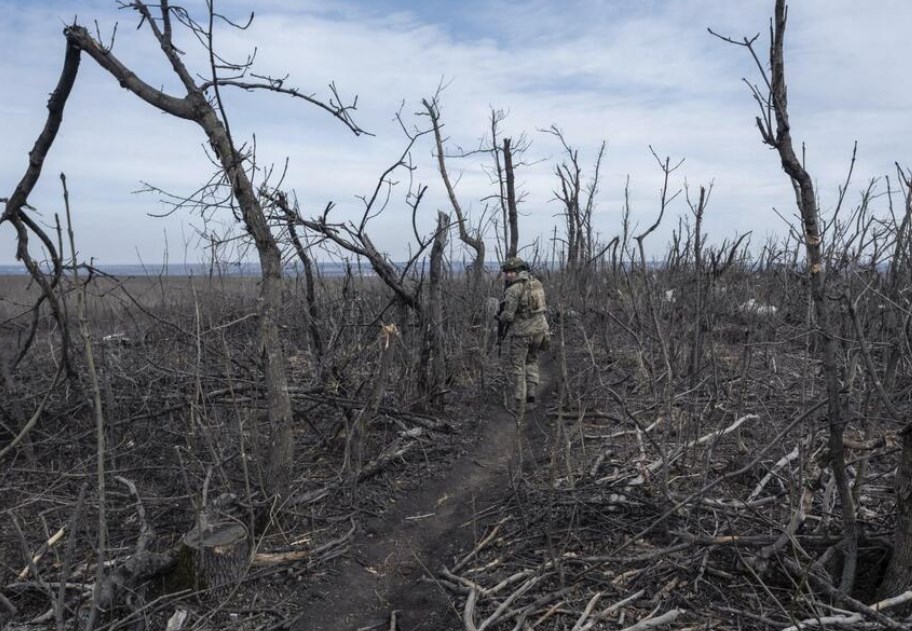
xmin=452 ymin=521 xmax=506 ymax=573
xmin=286 ymin=388 xmax=457 ymax=433
xmin=843 ymin=434 xmax=895 ymax=451
xmin=357 ymin=437 xmax=417 ymax=482
xmin=748 ymin=442 xmax=801 ymax=501
xmin=590 ymin=418 xmax=663 ymax=477
xmin=599 ymin=413 xmax=759 ymax=486
xmin=780 ymin=590 xmax=912 ymax=630
xmin=619 ymin=608 xmax=684 ymax=631
xmin=572 ymin=591 xmax=603 ymax=631
xmin=17 ymin=526 xmax=65 ymax=580
xmin=783 ymin=557 xmax=907 ymax=630
xmin=573 ymin=589 xmax=647 ymax=631
xmin=251 ymin=550 xmax=309 ymax=566
xmin=477 ymin=574 xmax=546 ymax=631
xmin=613 ymin=401 xmax=825 ymax=555
xmin=464 ymin=587 xmax=479 ymax=631
xmin=0 ymin=364 xmax=64 ymax=462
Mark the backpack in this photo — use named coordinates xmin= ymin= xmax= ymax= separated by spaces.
xmin=521 ymin=277 xmax=547 ymax=315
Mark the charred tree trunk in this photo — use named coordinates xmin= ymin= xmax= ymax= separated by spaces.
xmin=64 ymin=11 xmax=297 ymax=497
xmin=879 ymin=170 xmax=912 ymax=598
xmin=0 ymin=348 xmax=37 ymax=465
xmin=722 ymin=0 xmax=858 ymax=591
xmin=178 ymin=521 xmax=250 ymax=593
xmin=558 ymin=161 xmax=581 ymax=272
xmin=300 ymin=249 xmax=323 ymax=363
xmin=279 ymin=199 xmax=325 ymax=376
xmin=504 ymin=138 xmax=519 ymax=258
xmin=423 ymin=97 xmax=485 ymax=287
xmin=549 ymin=130 xmax=607 ymax=279
xmin=1 ymin=40 xmax=80 ymax=377
xmin=427 ymin=212 xmax=449 ymax=409
xmin=769 ymin=3 xmax=856 ymax=592
xmin=689 ymin=186 xmax=707 ymax=382
xmin=880 ymin=433 xmax=912 ymax=597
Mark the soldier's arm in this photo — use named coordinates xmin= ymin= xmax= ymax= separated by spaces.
xmin=499 ymin=287 xmax=520 ymax=324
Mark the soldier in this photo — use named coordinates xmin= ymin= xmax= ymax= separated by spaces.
xmin=496 ymin=257 xmax=550 ymax=411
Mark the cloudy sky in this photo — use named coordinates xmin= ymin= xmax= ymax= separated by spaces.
xmin=1 ymin=0 xmax=910 ymax=267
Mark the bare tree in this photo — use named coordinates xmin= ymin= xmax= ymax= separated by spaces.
xmin=274 ymin=191 xmax=325 ymax=373
xmin=422 ymin=95 xmax=486 ymax=286
xmin=483 ymin=110 xmax=530 ymax=260
xmin=686 ymin=184 xmax=709 ymax=382
xmin=264 ymin=113 xmax=453 ymax=410
xmin=503 ymin=138 xmax=520 ymax=258
xmin=712 ymin=0 xmax=858 ymax=591
xmin=633 ymin=149 xmax=682 ymax=426
xmin=877 ymin=166 xmax=912 ymax=598
xmin=545 ymin=126 xmax=607 ymax=274
xmin=266 ymin=146 xmax=430 ymax=313
xmin=62 ymin=1 xmax=367 ymax=498
xmin=426 ymin=211 xmax=450 ymax=409
xmin=1 ymin=40 xmax=79 ymax=377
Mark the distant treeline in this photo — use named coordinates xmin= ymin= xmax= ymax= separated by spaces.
xmin=0 ymin=259 xmax=890 ymax=278
xmin=0 ymin=260 xmax=509 ymax=278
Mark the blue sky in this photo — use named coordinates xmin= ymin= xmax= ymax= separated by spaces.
xmin=2 ymin=0 xmax=911 ymax=266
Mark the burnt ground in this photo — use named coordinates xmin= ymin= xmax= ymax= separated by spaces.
xmin=291 ymin=364 xmax=555 ymax=631
xmin=0 ymin=300 xmax=561 ymax=631
xmin=7 ymin=273 xmax=910 ymax=630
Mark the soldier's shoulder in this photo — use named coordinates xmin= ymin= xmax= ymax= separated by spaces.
xmin=525 ymin=276 xmax=544 ymax=292
xmin=505 ymin=282 xmax=524 ymax=296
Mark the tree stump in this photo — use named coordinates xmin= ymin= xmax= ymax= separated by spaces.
xmin=176 ymin=521 xmax=249 ymax=594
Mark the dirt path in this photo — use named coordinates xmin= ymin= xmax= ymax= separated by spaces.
xmin=292 ymin=370 xmax=552 ymax=630
xmin=291 ymin=404 xmax=517 ymax=629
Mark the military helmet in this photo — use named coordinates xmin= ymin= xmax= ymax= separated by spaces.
xmin=501 ymin=256 xmax=527 ymax=272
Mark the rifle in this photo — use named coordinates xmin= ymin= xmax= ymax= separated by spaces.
xmin=495 ymin=300 xmax=510 ymax=356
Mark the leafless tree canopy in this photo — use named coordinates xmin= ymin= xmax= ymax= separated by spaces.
xmin=3 ymin=1 xmax=912 ymax=629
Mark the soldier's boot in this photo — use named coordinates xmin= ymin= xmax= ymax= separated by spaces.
xmin=526 ymin=383 xmax=538 ymax=407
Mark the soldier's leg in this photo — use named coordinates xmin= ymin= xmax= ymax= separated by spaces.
xmin=525 ymin=333 xmax=543 ymax=401
xmin=509 ymin=335 xmax=529 ymax=404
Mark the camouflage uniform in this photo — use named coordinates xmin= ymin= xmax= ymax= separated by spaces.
xmin=497 ymin=260 xmax=550 ymax=405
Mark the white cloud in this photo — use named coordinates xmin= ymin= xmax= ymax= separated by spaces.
xmin=2 ymin=0 xmax=910 ymax=266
